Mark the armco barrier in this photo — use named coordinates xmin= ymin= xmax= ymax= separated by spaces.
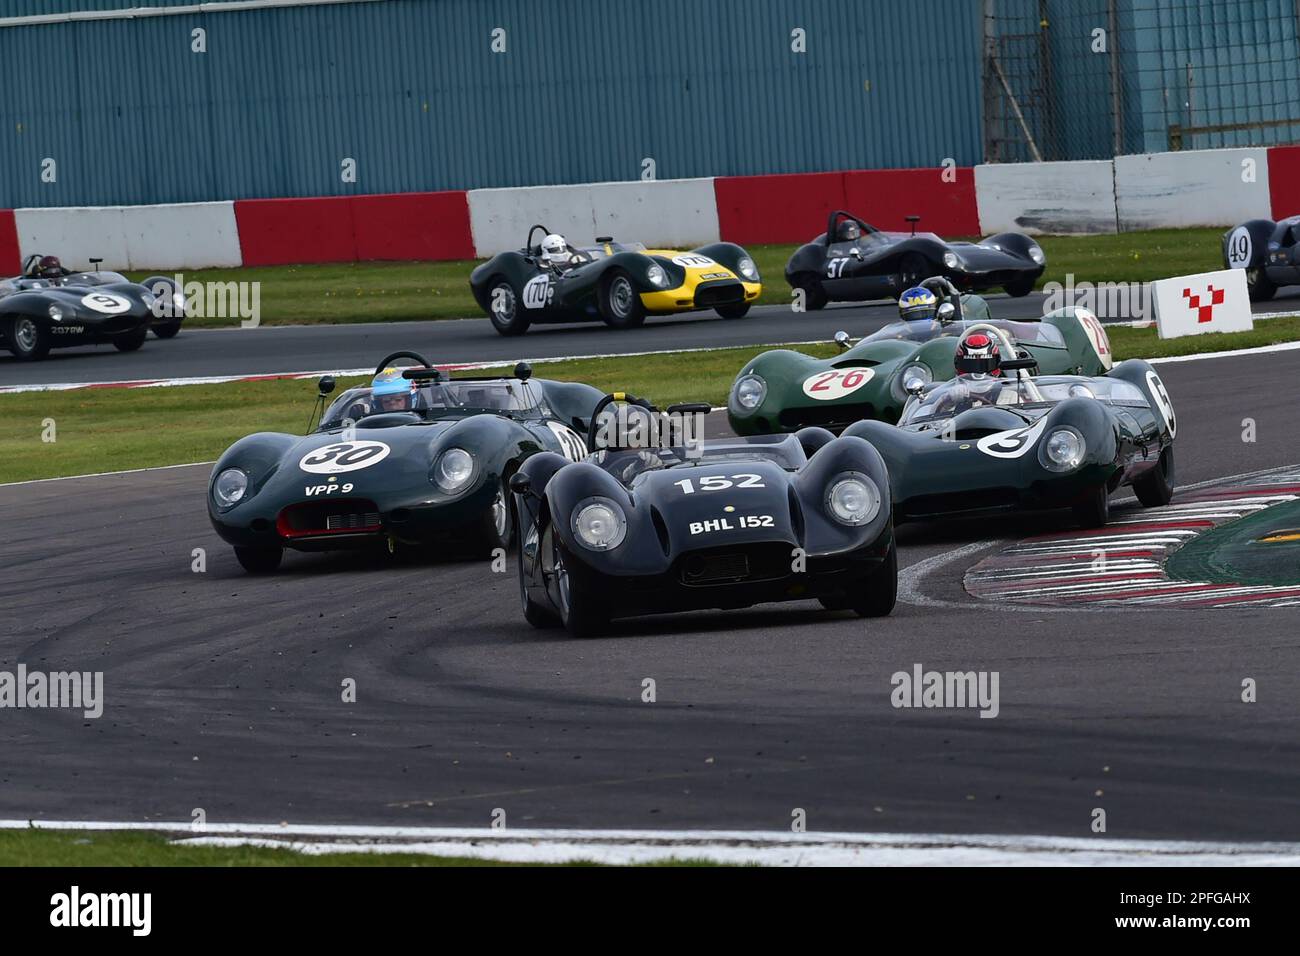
xmin=1114 ymin=148 xmax=1271 ymax=230
xmin=13 ymin=203 xmax=241 ymax=272
xmin=236 ymin=192 xmax=473 ymax=267
xmin=974 ymin=161 xmax=1117 ymax=235
xmin=1266 ymin=145 xmax=1300 ymax=219
xmin=716 ymin=168 xmax=978 ymax=245
xmin=0 ymin=210 xmax=19 ymax=275
xmin=468 ymin=179 xmax=720 ymax=257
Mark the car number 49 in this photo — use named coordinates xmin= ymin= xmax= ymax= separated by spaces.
xmin=674 ymin=474 xmax=764 ymax=494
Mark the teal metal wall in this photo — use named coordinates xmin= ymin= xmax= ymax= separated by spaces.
xmin=0 ymin=0 xmax=986 ymax=207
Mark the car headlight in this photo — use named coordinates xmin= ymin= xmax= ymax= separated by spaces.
xmin=572 ymin=497 xmax=627 ymax=550
xmin=1028 ymin=244 xmax=1045 ymax=265
xmin=892 ymin=363 xmax=932 ymax=401
xmin=48 ymin=304 xmax=64 ymax=321
xmin=733 ymin=374 xmax=767 ymax=412
xmin=737 ymin=257 xmax=759 ymax=281
xmin=172 ymin=291 xmax=186 ymax=314
xmin=1040 ymin=427 xmax=1085 ymax=472
xmin=942 ymin=251 xmax=960 ymax=270
xmin=141 ymin=291 xmax=157 ymax=309
xmin=213 ymin=468 xmax=249 ymax=507
xmin=646 ymin=264 xmax=670 ymax=288
xmin=826 ymin=473 xmax=881 ymax=526
xmin=434 ymin=447 xmax=475 ymax=492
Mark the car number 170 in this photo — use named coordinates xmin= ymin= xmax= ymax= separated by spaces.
xmin=673 ymin=474 xmax=764 ymax=494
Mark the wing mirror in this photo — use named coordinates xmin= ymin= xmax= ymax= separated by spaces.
xmin=833 ymin=330 xmax=853 ymax=351
xmin=317 ymin=375 xmax=336 ymax=395
xmin=936 ymin=302 xmax=956 ymax=325
xmin=508 ymin=472 xmax=532 ymax=497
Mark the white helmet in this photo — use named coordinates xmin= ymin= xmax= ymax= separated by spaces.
xmin=541 ymin=233 xmax=570 ymax=266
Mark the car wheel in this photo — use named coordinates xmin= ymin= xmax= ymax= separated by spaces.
xmin=552 ymin=533 xmax=609 ymax=638
xmin=113 ymin=326 xmax=149 ymax=352
xmin=897 ymin=253 xmax=928 ymax=292
xmin=598 ymin=270 xmax=646 ymax=329
xmin=1133 ymin=446 xmax=1175 ymax=508
xmin=1004 ymin=276 xmax=1036 ymax=297
xmin=716 ymin=302 xmax=751 ymax=320
xmin=487 ymin=278 xmax=530 ymax=336
xmin=519 ymin=525 xmax=560 ymax=629
xmin=6 ymin=315 xmax=50 ymax=361
xmin=234 ymin=545 xmax=283 ymax=574
xmin=1246 ymin=267 xmax=1277 ymax=302
xmin=152 ymin=319 xmax=183 ymax=339
xmin=793 ymin=275 xmax=828 ymax=311
xmin=820 ymin=538 xmax=898 ymax=618
xmin=1072 ymin=483 xmax=1111 ymax=529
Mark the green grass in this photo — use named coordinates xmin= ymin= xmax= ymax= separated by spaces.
xmin=0 ymin=828 xmax=718 ymax=866
xmin=123 ymin=228 xmax=1228 ymax=328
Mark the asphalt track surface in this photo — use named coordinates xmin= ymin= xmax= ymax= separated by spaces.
xmin=6 ymin=289 xmax=1300 ymax=387
xmin=2 ymin=348 xmax=1299 ymax=839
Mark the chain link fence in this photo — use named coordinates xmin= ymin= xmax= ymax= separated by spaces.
xmin=983 ymin=0 xmax=1300 ymax=162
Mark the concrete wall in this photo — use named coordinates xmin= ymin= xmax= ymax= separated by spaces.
xmin=974 ymin=161 xmax=1118 ymax=235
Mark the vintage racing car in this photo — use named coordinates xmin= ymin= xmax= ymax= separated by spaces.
xmin=785 ymin=210 xmax=1045 ymax=309
xmin=470 ymin=225 xmax=762 ymax=335
xmin=208 ymin=351 xmax=601 ymax=572
xmin=0 ymin=255 xmax=184 ymax=361
xmin=728 ymin=278 xmax=1113 ymax=434
xmin=1223 ymin=214 xmax=1300 ymax=301
xmin=509 ymin=392 xmax=896 ymax=637
xmin=843 ymin=324 xmax=1177 ymax=528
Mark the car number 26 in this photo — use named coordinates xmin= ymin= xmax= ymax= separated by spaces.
xmin=673 ymin=474 xmax=764 ymax=494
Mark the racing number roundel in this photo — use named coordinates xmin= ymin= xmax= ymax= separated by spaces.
xmin=1075 ymin=307 xmax=1113 ymax=371
xmin=546 ymin=422 xmax=588 ymax=462
xmin=1145 ymin=370 xmax=1176 ymax=438
xmin=299 ymin=440 xmax=392 ymax=474
xmin=80 ymin=292 xmax=132 ymax=315
xmin=975 ymin=419 xmax=1048 ymax=459
xmin=672 ymin=254 xmax=715 ymax=268
xmin=1225 ymin=226 xmax=1252 ymax=269
xmin=802 ymin=368 xmax=874 ymax=400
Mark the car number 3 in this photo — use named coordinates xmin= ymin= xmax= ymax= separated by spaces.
xmin=674 ymin=474 xmax=764 ymax=494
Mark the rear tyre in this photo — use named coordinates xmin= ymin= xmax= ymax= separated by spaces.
xmin=897 ymin=253 xmax=928 ymax=293
xmin=234 ymin=546 xmax=283 ymax=574
xmin=113 ymin=326 xmax=148 ymax=352
xmin=1246 ymin=267 xmax=1276 ymax=302
xmin=1072 ymin=484 xmax=1111 ymax=529
xmin=487 ymin=278 xmax=531 ymax=336
xmin=598 ymin=270 xmax=646 ymax=329
xmin=716 ymin=302 xmax=751 ymax=320
xmin=1134 ymin=446 xmax=1175 ymax=508
xmin=793 ymin=276 xmax=828 ymax=311
xmin=1004 ymin=276 xmax=1036 ymax=297
xmin=7 ymin=315 xmax=50 ymax=361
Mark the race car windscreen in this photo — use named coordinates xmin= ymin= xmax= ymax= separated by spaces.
xmin=900 ymin=377 xmax=1149 ymax=426
xmin=862 ymin=319 xmax=1067 ymax=347
xmin=319 ymin=380 xmax=546 ymax=426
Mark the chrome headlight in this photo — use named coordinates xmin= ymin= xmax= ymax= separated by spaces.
xmin=572 ymin=497 xmax=627 ymax=550
xmin=826 ymin=473 xmax=881 ymax=526
xmin=1028 ymin=244 xmax=1045 ymax=265
xmin=213 ymin=468 xmax=249 ymax=507
xmin=141 ymin=291 xmax=157 ymax=309
xmin=733 ymin=374 xmax=767 ymax=412
xmin=172 ymin=291 xmax=187 ymax=314
xmin=434 ymin=447 xmax=475 ymax=492
xmin=646 ymin=264 xmax=670 ymax=288
xmin=1040 ymin=427 xmax=1085 ymax=472
xmin=942 ymin=251 xmax=960 ymax=270
xmin=737 ymin=256 xmax=759 ymax=281
xmin=47 ymin=304 xmax=65 ymax=321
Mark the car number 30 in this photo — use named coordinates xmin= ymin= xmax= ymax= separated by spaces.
xmin=674 ymin=474 xmax=764 ymax=494
xmin=299 ymin=440 xmax=392 ymax=474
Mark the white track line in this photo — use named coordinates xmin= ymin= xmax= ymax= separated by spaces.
xmin=2 ymin=820 xmax=1296 ymax=866
xmin=0 ymin=460 xmax=213 ymax=489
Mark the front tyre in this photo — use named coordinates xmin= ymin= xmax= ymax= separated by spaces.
xmin=1246 ymin=266 xmax=1276 ymax=302
xmin=6 ymin=315 xmax=50 ymax=361
xmin=519 ymin=528 xmax=560 ymax=629
xmin=1133 ymin=446 xmax=1175 ymax=508
xmin=1004 ymin=276 xmax=1036 ymax=297
xmin=113 ymin=326 xmax=149 ymax=352
xmin=1072 ymin=483 xmax=1111 ymax=529
xmin=471 ymin=479 xmax=515 ymax=555
xmin=234 ymin=545 xmax=283 ymax=574
xmin=152 ymin=319 xmax=183 ymax=339
xmin=552 ymin=534 xmax=609 ymax=638
xmin=487 ymin=278 xmax=531 ymax=336
xmin=819 ymin=538 xmax=898 ymax=618
xmin=715 ymin=302 xmax=751 ymax=320
xmin=598 ymin=270 xmax=646 ymax=329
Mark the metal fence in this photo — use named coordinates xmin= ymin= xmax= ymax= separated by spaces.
xmin=984 ymin=0 xmax=1300 ymax=162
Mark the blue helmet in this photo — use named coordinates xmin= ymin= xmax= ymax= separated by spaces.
xmin=898 ymin=286 xmax=938 ymax=322
xmin=371 ymin=367 xmax=414 ymax=409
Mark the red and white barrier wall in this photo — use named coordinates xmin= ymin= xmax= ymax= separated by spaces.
xmin=3 ymin=145 xmax=1299 ymax=274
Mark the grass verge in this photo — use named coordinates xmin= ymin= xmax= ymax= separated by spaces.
xmin=124 ymin=228 xmax=1228 ymax=328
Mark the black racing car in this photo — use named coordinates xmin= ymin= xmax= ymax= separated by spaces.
xmin=844 ymin=325 xmax=1177 ymax=529
xmin=0 ymin=255 xmax=184 ymax=361
xmin=208 ymin=351 xmax=602 ymax=573
xmin=469 ymin=225 xmax=762 ymax=335
xmin=785 ymin=210 xmax=1046 ymax=309
xmin=1222 ymin=214 xmax=1300 ymax=300
xmin=510 ymin=392 xmax=897 ymax=637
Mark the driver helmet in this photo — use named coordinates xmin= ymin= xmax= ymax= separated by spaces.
xmin=836 ymin=220 xmax=861 ymax=242
xmin=371 ymin=367 xmax=415 ymax=413
xmin=898 ymin=286 xmax=938 ymax=322
xmin=955 ymin=332 xmax=1002 ymax=378
xmin=541 ymin=233 xmax=571 ymax=267
xmin=28 ymin=255 xmax=63 ymax=279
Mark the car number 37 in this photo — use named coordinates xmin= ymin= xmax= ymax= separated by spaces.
xmin=674 ymin=474 xmax=764 ymax=494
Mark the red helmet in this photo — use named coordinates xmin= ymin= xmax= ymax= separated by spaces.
xmin=37 ymin=255 xmax=64 ymax=278
xmin=955 ymin=332 xmax=1001 ymax=376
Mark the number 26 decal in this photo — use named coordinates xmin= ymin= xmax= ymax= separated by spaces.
xmin=802 ymin=368 xmax=875 ymax=400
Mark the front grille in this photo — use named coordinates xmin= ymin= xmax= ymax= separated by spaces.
xmin=677 ymin=543 xmax=792 ymax=587
xmin=277 ymin=499 xmax=382 ymax=537
xmin=778 ymin=403 xmax=875 ymax=432
xmin=681 ymin=552 xmax=749 ymax=585
xmin=693 ymin=281 xmax=745 ymax=307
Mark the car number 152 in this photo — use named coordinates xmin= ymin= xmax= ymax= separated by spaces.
xmin=673 ymin=474 xmax=764 ymax=494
